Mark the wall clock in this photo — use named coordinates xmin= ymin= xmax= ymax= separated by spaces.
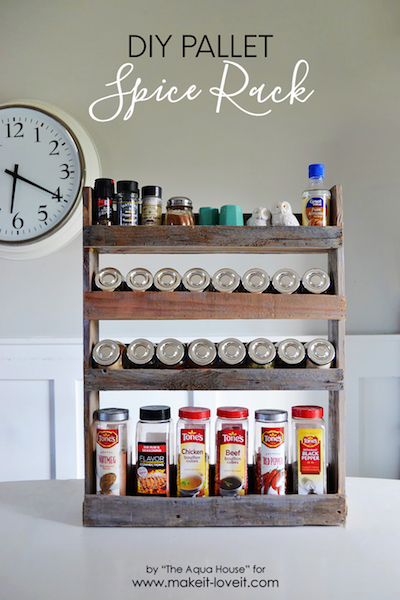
xmin=0 ymin=100 xmax=101 ymax=259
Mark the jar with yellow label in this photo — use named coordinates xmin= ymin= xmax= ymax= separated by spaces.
xmin=292 ymin=405 xmax=326 ymax=495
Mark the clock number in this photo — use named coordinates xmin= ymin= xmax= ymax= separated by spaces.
xmin=52 ymin=187 xmax=63 ymax=202
xmin=38 ymin=206 xmax=48 ymax=222
xmin=60 ymin=164 xmax=70 ymax=179
xmin=12 ymin=213 xmax=24 ymax=229
xmin=49 ymin=140 xmax=60 ymax=155
xmin=6 ymin=122 xmax=24 ymax=138
xmin=34 ymin=127 xmax=40 ymax=142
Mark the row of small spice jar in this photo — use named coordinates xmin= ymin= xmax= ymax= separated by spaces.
xmin=93 ymin=179 xmax=195 ymax=226
xmin=92 ymin=337 xmax=336 ymax=369
xmin=94 ymin=404 xmax=326 ymax=498
xmin=94 ymin=266 xmax=331 ymax=294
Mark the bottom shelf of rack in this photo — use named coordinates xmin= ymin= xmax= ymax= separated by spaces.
xmin=83 ymin=493 xmax=347 ymax=527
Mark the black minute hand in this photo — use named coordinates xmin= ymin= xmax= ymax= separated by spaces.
xmin=5 ymin=168 xmax=56 ymax=196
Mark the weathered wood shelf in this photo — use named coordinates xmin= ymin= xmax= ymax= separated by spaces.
xmin=84 ymin=291 xmax=346 ymax=321
xmin=82 ymin=184 xmax=346 ymax=527
xmin=83 ymin=493 xmax=347 ymax=527
xmin=85 ymin=367 xmax=344 ymax=391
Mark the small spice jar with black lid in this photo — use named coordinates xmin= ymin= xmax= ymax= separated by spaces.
xmin=94 ymin=178 xmax=114 ymax=226
xmin=165 ymin=197 xmax=195 ymax=226
xmin=141 ymin=186 xmax=162 ymax=225
xmin=115 ymin=180 xmax=139 ymax=226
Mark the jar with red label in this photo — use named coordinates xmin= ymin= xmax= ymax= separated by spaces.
xmin=177 ymin=406 xmax=210 ymax=497
xmin=136 ymin=405 xmax=172 ymax=496
xmin=215 ymin=406 xmax=249 ymax=496
xmin=292 ymin=405 xmax=326 ymax=495
xmin=254 ymin=409 xmax=287 ymax=495
xmin=93 ymin=408 xmax=130 ymax=496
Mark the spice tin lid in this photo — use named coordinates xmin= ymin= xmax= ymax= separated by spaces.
xmin=212 ymin=268 xmax=240 ymax=293
xmin=92 ymin=339 xmax=122 ymax=366
xmin=302 ymin=268 xmax=330 ymax=294
xmin=276 ymin=338 xmax=305 ymax=365
xmin=242 ymin=268 xmax=270 ymax=293
xmin=140 ymin=405 xmax=171 ymax=421
xmin=94 ymin=268 xmax=123 ymax=291
xmin=218 ymin=338 xmax=246 ymax=365
xmin=255 ymin=409 xmax=288 ymax=422
xmin=272 ymin=269 xmax=300 ymax=294
xmin=126 ymin=339 xmax=155 ymax=365
xmin=142 ymin=185 xmax=162 ymax=198
xmin=156 ymin=338 xmax=185 ymax=365
xmin=117 ymin=180 xmax=139 ymax=194
xmin=292 ymin=405 xmax=323 ymax=419
xmin=167 ymin=197 xmax=193 ymax=208
xmin=217 ymin=406 xmax=249 ymax=419
xmin=182 ymin=268 xmax=211 ymax=292
xmin=126 ymin=268 xmax=153 ymax=291
xmin=154 ymin=268 xmax=181 ymax=292
xmin=179 ymin=406 xmax=211 ymax=419
xmin=188 ymin=339 xmax=217 ymax=366
xmin=94 ymin=408 xmax=129 ymax=421
xmin=248 ymin=338 xmax=276 ymax=365
xmin=307 ymin=338 xmax=335 ymax=366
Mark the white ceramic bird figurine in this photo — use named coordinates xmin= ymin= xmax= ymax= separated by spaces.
xmin=270 ymin=201 xmax=300 ymax=226
xmin=246 ymin=207 xmax=271 ymax=226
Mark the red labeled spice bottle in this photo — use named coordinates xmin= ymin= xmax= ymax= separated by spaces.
xmin=215 ymin=406 xmax=249 ymax=496
xmin=254 ymin=409 xmax=288 ymax=495
xmin=177 ymin=406 xmax=211 ymax=497
xmin=292 ymin=405 xmax=326 ymax=495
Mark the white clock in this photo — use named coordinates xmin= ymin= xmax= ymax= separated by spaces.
xmin=0 ymin=100 xmax=101 ymax=259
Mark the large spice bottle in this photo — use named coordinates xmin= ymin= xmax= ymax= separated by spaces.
xmin=302 ymin=163 xmax=331 ymax=226
xmin=136 ymin=405 xmax=173 ymax=496
xmin=93 ymin=408 xmax=130 ymax=496
xmin=215 ymin=406 xmax=249 ymax=496
xmin=177 ymin=406 xmax=210 ymax=497
xmin=254 ymin=409 xmax=287 ymax=495
xmin=291 ymin=405 xmax=327 ymax=495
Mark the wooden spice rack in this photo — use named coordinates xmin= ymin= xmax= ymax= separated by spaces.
xmin=82 ymin=185 xmax=346 ymax=527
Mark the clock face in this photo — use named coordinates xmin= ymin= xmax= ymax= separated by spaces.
xmin=0 ymin=104 xmax=84 ymax=244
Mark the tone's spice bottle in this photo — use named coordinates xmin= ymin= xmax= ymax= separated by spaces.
xmin=177 ymin=407 xmax=210 ymax=497
xmin=215 ymin=406 xmax=248 ymax=496
xmin=93 ymin=408 xmax=130 ymax=496
xmin=254 ymin=409 xmax=287 ymax=495
xmin=292 ymin=405 xmax=327 ymax=495
xmin=136 ymin=405 xmax=172 ymax=496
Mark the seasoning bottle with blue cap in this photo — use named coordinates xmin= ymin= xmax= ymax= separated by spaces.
xmin=302 ymin=163 xmax=331 ymax=226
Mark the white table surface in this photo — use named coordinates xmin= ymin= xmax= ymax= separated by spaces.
xmin=1 ymin=477 xmax=399 ymax=600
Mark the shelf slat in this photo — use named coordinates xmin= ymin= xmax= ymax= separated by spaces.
xmin=84 ymin=291 xmax=345 ymax=320
xmin=83 ymin=224 xmax=343 ymax=254
xmin=83 ymin=493 xmax=347 ymax=527
xmin=85 ymin=367 xmax=344 ymax=391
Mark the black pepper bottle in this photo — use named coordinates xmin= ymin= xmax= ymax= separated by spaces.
xmin=94 ymin=178 xmax=114 ymax=226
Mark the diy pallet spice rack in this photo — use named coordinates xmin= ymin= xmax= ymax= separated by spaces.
xmin=83 ymin=185 xmax=346 ymax=527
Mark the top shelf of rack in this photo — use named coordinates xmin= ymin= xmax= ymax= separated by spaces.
xmin=82 ymin=185 xmax=343 ymax=254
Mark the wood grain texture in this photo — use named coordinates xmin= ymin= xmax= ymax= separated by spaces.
xmin=84 ymin=367 xmax=344 ymax=391
xmin=83 ymin=493 xmax=347 ymax=527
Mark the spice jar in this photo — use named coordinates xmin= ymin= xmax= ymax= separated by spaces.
xmin=247 ymin=338 xmax=276 ymax=368
xmin=141 ymin=186 xmax=162 ymax=225
xmin=275 ymin=338 xmax=306 ymax=368
xmin=306 ymin=338 xmax=335 ymax=369
xmin=218 ymin=338 xmax=246 ymax=367
xmin=241 ymin=268 xmax=270 ymax=293
xmin=126 ymin=268 xmax=153 ymax=292
xmin=93 ymin=408 xmax=130 ymax=496
xmin=182 ymin=268 xmax=211 ymax=292
xmin=92 ymin=339 xmax=124 ymax=369
xmin=94 ymin=178 xmax=114 ymax=226
xmin=156 ymin=338 xmax=186 ymax=369
xmin=136 ymin=405 xmax=172 ymax=496
xmin=292 ymin=405 xmax=327 ymax=495
xmin=153 ymin=268 xmax=181 ymax=292
xmin=165 ymin=197 xmax=195 ymax=226
xmin=254 ymin=409 xmax=288 ymax=495
xmin=302 ymin=268 xmax=331 ymax=294
xmin=124 ymin=339 xmax=156 ymax=368
xmin=187 ymin=339 xmax=218 ymax=368
xmin=272 ymin=268 xmax=300 ymax=294
xmin=115 ymin=180 xmax=139 ymax=226
xmin=215 ymin=406 xmax=249 ymax=496
xmin=94 ymin=268 xmax=124 ymax=292
xmin=177 ymin=406 xmax=210 ymax=497
xmin=212 ymin=268 xmax=241 ymax=293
